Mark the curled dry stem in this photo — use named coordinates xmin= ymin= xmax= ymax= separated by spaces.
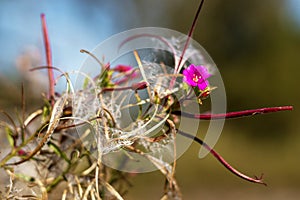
xmin=177 ymin=130 xmax=267 ymax=186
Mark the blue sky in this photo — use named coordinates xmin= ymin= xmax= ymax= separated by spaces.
xmin=0 ymin=0 xmax=299 ymax=75
xmin=0 ymin=1 xmax=128 ymax=74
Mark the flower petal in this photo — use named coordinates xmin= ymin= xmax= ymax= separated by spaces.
xmin=195 ymin=65 xmax=211 ymax=79
xmin=183 ymin=74 xmax=197 ymax=86
xmin=183 ymin=64 xmax=211 ymax=89
xmin=197 ymin=80 xmax=209 ymax=90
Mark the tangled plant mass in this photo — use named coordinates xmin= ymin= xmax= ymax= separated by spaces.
xmin=0 ymin=1 xmax=293 ymax=199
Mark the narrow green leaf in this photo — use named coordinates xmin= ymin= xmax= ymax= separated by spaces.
xmin=42 ymin=104 xmax=51 ymax=123
xmin=5 ymin=126 xmax=15 ymax=147
xmin=48 ymin=142 xmax=70 ymax=164
xmin=83 ymin=77 xmax=89 ymax=89
xmin=15 ymin=173 xmax=35 ymax=182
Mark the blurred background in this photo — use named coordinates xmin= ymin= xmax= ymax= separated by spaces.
xmin=0 ymin=0 xmax=299 ymax=199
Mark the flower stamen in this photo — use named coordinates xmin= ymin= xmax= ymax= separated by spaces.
xmin=183 ymin=64 xmax=211 ymax=91
xmin=192 ymin=74 xmax=201 ymax=83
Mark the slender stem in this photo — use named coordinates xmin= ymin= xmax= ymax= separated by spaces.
xmin=177 ymin=130 xmax=267 ymax=185
xmin=21 ymin=84 xmax=26 ymax=143
xmin=176 ymin=0 xmax=205 ymax=72
xmin=133 ymin=50 xmax=148 ymax=84
xmin=80 ymin=49 xmax=104 ymax=69
xmin=170 ymin=0 xmax=205 ymax=89
xmin=80 ymin=49 xmax=110 ymax=80
xmin=4 ymin=96 xmax=67 ymax=166
xmin=173 ymin=106 xmax=293 ymax=120
xmin=41 ymin=14 xmax=55 ymax=104
xmin=99 ymin=81 xmax=148 ymax=93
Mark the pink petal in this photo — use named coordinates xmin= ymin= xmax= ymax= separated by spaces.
xmin=197 ymin=80 xmax=209 ymax=90
xmin=183 ymin=75 xmax=197 ymax=86
xmin=195 ymin=65 xmax=211 ymax=79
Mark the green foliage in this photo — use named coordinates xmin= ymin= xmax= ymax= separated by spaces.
xmin=5 ymin=126 xmax=15 ymax=147
xmin=100 ymin=70 xmax=114 ymax=88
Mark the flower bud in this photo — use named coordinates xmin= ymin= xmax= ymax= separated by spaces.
xmin=131 ymin=81 xmax=148 ymax=90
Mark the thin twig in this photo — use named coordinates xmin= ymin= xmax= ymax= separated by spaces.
xmin=173 ymin=106 xmax=293 ymax=120
xmin=41 ymin=14 xmax=55 ymax=104
xmin=176 ymin=0 xmax=205 ymax=72
xmin=5 ymin=95 xmax=68 ymax=166
xmin=20 ymin=84 xmax=26 ymax=142
xmin=0 ymin=110 xmax=18 ymax=137
xmin=177 ymin=130 xmax=267 ymax=185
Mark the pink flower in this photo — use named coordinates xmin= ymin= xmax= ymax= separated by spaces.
xmin=113 ymin=65 xmax=133 ymax=73
xmin=183 ymin=64 xmax=211 ymax=90
xmin=113 ymin=65 xmax=138 ymax=85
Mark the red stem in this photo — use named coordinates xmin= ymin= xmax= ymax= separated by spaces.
xmin=174 ymin=106 xmax=293 ymax=120
xmin=177 ymin=130 xmax=267 ymax=185
xmin=100 ymin=81 xmax=148 ymax=93
xmin=170 ymin=0 xmax=205 ymax=90
xmin=41 ymin=14 xmax=55 ymax=104
xmin=176 ymin=0 xmax=205 ymax=72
